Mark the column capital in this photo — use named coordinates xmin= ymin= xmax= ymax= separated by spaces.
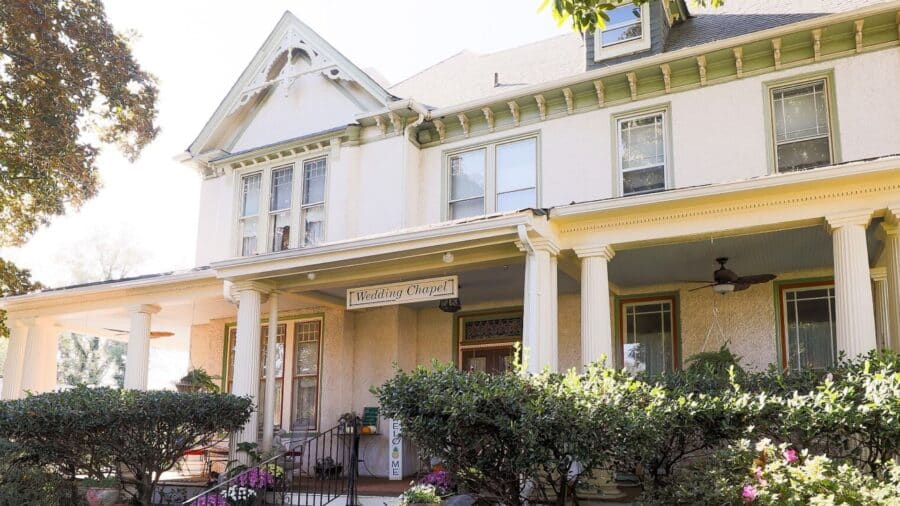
xmin=881 ymin=222 xmax=898 ymax=237
xmin=870 ymin=266 xmax=888 ymax=282
xmin=129 ymin=304 xmax=161 ymax=315
xmin=231 ymin=280 xmax=273 ymax=294
xmin=825 ymin=209 xmax=874 ymax=232
xmin=884 ymin=202 xmax=900 ymax=225
xmin=515 ymin=238 xmax=560 ymax=256
xmin=574 ymin=244 xmax=615 ymax=261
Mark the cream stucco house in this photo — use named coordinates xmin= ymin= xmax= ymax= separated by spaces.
xmin=3 ymin=0 xmax=900 ymax=479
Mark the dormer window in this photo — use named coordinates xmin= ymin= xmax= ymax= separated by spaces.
xmin=594 ymin=3 xmax=651 ymax=61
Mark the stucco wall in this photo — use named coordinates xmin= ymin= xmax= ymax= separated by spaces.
xmin=189 ymin=320 xmax=226 ymax=378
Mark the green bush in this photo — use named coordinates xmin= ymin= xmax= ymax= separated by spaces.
xmin=375 ymin=350 xmax=900 ymax=504
xmin=0 ymin=387 xmax=253 ymax=505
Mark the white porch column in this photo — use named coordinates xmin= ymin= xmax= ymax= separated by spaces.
xmin=575 ymin=245 xmax=616 ymax=369
xmin=19 ymin=318 xmax=59 ymax=395
xmin=1 ymin=319 xmax=28 ymax=399
xmin=231 ymin=281 xmax=268 ymax=463
xmin=826 ymin=211 xmax=877 ymax=358
xmin=882 ymin=218 xmax=900 ymax=351
xmin=125 ymin=304 xmax=160 ymax=390
xmin=871 ymin=268 xmax=890 ymax=351
xmin=517 ymin=237 xmax=559 ymax=373
xmin=261 ymin=291 xmax=279 ymax=453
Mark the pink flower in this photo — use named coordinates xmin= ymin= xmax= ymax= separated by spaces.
xmin=783 ymin=448 xmax=798 ymax=463
xmin=754 ymin=467 xmax=763 ymax=480
xmin=742 ymin=484 xmax=757 ymax=502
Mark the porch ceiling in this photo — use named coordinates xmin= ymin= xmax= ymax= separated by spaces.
xmin=609 ymin=221 xmax=883 ymax=288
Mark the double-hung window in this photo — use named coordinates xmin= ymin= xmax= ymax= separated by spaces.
xmin=619 ymin=297 xmax=677 ymax=374
xmin=617 ymin=111 xmax=668 ymax=196
xmin=770 ymin=79 xmax=834 ymax=173
xmin=239 ymin=173 xmax=262 ymax=256
xmin=269 ymin=166 xmax=293 ymax=252
xmin=779 ymin=283 xmax=836 ymax=371
xmin=301 ymin=158 xmax=326 ymax=247
xmin=600 ymin=4 xmax=643 ymax=47
xmin=447 ymin=137 xmax=537 ymax=220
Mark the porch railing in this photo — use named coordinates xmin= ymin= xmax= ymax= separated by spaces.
xmin=183 ymin=417 xmax=361 ymax=506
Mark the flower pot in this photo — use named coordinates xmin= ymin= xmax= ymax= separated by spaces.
xmin=176 ymin=382 xmax=202 ymax=393
xmin=85 ymin=487 xmax=121 ymax=506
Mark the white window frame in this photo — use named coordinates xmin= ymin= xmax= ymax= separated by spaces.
xmin=765 ymin=75 xmax=838 ymax=174
xmin=612 ymin=105 xmax=672 ymax=197
xmin=618 ymin=297 xmax=678 ymax=374
xmin=443 ymin=134 xmax=540 ymax=221
xmin=232 ymin=155 xmax=328 ymax=257
xmin=238 ymin=171 xmax=263 ymax=257
xmin=299 ymin=157 xmax=328 ymax=248
xmin=594 ymin=3 xmax=651 ymax=61
xmin=779 ymin=282 xmax=837 ymax=372
xmin=268 ymin=165 xmax=294 ymax=253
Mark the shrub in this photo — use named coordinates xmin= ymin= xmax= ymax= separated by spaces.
xmin=400 ymin=484 xmax=442 ymax=505
xmin=0 ymin=387 xmax=253 ymax=505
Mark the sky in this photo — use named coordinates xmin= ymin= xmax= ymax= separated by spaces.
xmin=1 ymin=0 xmax=573 ymax=288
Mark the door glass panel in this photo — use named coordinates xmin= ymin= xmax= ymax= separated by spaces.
xmin=784 ymin=287 xmax=836 ymax=371
xmin=622 ymin=301 xmax=674 ymax=375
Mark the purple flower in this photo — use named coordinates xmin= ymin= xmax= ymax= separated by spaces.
xmin=193 ymin=493 xmax=227 ymax=506
xmin=420 ymin=470 xmax=453 ymax=492
xmin=742 ymin=484 xmax=757 ymax=503
xmin=234 ymin=467 xmax=277 ymax=489
xmin=783 ymin=448 xmax=798 ymax=463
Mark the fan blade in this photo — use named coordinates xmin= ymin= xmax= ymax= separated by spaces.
xmin=689 ymin=283 xmax=717 ymax=292
xmin=676 ymin=280 xmax=716 ymax=284
xmin=735 ymin=274 xmax=776 ymax=285
xmin=103 ymin=328 xmax=128 ymax=334
xmin=733 ymin=283 xmax=751 ymax=292
xmin=150 ymin=331 xmax=175 ymax=338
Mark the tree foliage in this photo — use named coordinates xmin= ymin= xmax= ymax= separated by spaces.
xmin=541 ymin=0 xmax=726 ymax=33
xmin=57 ymin=332 xmax=127 ymax=387
xmin=0 ymin=387 xmax=252 ymax=505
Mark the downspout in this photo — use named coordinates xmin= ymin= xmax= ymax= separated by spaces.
xmin=390 ymin=99 xmax=427 ymax=229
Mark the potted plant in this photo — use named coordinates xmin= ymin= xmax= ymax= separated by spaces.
xmin=82 ymin=477 xmax=120 ymax=506
xmin=400 ymin=484 xmax=442 ymax=505
xmin=314 ymin=457 xmax=343 ymax=479
xmin=176 ymin=367 xmax=220 ymax=393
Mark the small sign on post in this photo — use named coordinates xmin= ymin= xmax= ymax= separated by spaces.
xmin=347 ymin=275 xmax=458 ymax=310
xmin=388 ymin=418 xmax=403 ymax=480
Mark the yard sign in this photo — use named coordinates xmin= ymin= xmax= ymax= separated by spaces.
xmin=389 ymin=418 xmax=403 ymax=480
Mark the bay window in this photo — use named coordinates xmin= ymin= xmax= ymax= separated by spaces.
xmin=235 ymin=156 xmax=327 ymax=256
xmin=239 ymin=173 xmax=262 ymax=256
xmin=770 ymin=78 xmax=835 ymax=173
xmin=616 ymin=110 xmax=668 ymax=196
xmin=447 ymin=136 xmax=538 ymax=220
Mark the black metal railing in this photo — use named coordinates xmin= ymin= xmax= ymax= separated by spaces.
xmin=183 ymin=417 xmax=361 ymax=506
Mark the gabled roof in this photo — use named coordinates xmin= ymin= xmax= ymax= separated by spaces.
xmin=186 ymin=11 xmax=398 ymax=159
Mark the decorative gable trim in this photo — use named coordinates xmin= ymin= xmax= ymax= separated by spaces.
xmin=186 ymin=11 xmax=396 ymax=159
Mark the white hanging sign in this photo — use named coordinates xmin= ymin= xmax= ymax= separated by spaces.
xmin=388 ymin=418 xmax=403 ymax=480
xmin=346 ymin=275 xmax=458 ymax=310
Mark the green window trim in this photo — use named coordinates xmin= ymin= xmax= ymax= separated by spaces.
xmin=772 ymin=276 xmax=835 ymax=370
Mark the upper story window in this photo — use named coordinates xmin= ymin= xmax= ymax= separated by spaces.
xmin=447 ymin=136 xmax=537 ymax=220
xmin=239 ymin=172 xmax=262 ymax=256
xmin=594 ymin=3 xmax=651 ymax=61
xmin=236 ymin=156 xmax=327 ymax=257
xmin=616 ymin=110 xmax=668 ymax=196
xmin=269 ymin=166 xmax=293 ymax=252
xmin=770 ymin=79 xmax=834 ymax=173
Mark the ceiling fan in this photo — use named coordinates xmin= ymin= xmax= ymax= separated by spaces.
xmin=103 ymin=328 xmax=175 ymax=338
xmin=689 ymin=257 xmax=776 ymax=294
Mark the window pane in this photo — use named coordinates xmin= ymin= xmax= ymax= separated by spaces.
xmin=301 ymin=205 xmax=325 ymax=246
xmin=606 ymin=4 xmax=641 ymax=26
xmin=619 ymin=114 xmax=665 ymax=171
xmin=622 ymin=166 xmax=665 ymax=195
xmin=497 ymin=189 xmax=536 ymax=212
xmin=623 ymin=301 xmax=673 ymax=375
xmin=303 ymin=158 xmax=327 ymax=205
xmin=240 ymin=218 xmax=257 ymax=256
xmin=270 ymin=167 xmax=293 ymax=211
xmin=260 ymin=324 xmax=286 ymax=377
xmin=785 ymin=287 xmax=836 ymax=371
xmin=241 ymin=173 xmax=261 ymax=217
xmin=601 ymin=22 xmax=642 ymax=46
xmin=773 ymin=82 xmax=828 ymax=143
xmin=270 ymin=212 xmax=290 ymax=252
xmin=461 ymin=347 xmax=516 ymax=374
xmin=449 ymin=149 xmax=486 ymax=201
xmin=296 ymin=341 xmax=319 ymax=375
xmin=776 ymin=137 xmax=831 ymax=172
xmin=293 ymin=376 xmax=318 ymax=430
xmin=450 ymin=198 xmax=484 ymax=220
xmin=496 ymin=139 xmax=536 ymax=193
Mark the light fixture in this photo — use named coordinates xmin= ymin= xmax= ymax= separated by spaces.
xmin=439 ymin=297 xmax=462 ymax=313
xmin=713 ymin=283 xmax=735 ymax=294
xmin=307 ymin=272 xmax=317 ymax=280
xmin=442 ymin=252 xmax=454 ymax=264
